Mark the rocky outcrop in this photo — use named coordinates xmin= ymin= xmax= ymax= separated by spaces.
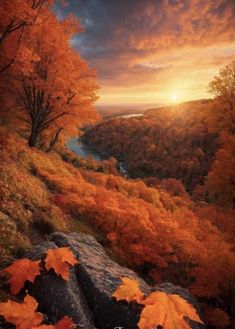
xmin=26 ymin=241 xmax=95 ymax=329
xmin=49 ymin=232 xmax=150 ymax=329
xmin=21 ymin=232 xmax=204 ymax=329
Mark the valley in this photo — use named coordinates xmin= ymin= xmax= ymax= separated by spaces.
xmin=0 ymin=1 xmax=235 ymax=328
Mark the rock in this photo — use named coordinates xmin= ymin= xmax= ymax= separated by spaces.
xmin=50 ymin=232 xmax=150 ymax=329
xmin=25 ymin=241 xmax=96 ymax=329
xmin=18 ymin=232 xmax=204 ymax=329
xmin=50 ymin=232 xmax=205 ymax=329
xmin=25 ymin=241 xmax=57 ymax=261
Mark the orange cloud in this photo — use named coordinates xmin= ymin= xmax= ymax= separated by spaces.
xmin=61 ymin=0 xmax=235 ymax=104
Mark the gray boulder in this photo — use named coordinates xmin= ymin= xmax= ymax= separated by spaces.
xmin=50 ymin=232 xmax=150 ymax=329
xmin=26 ymin=241 xmax=96 ymax=329
xmin=49 ymin=232 xmax=205 ymax=329
xmin=3 ymin=232 xmax=205 ymax=329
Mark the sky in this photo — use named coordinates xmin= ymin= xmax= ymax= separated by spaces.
xmin=59 ymin=0 xmax=235 ymax=106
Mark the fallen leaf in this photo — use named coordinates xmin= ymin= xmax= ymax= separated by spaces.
xmin=3 ymin=258 xmax=41 ymax=295
xmin=0 ymin=294 xmax=43 ymax=329
xmin=112 ymin=277 xmax=144 ymax=304
xmin=32 ymin=316 xmax=75 ymax=329
xmin=138 ymin=291 xmax=203 ymax=329
xmin=45 ymin=247 xmax=78 ymax=280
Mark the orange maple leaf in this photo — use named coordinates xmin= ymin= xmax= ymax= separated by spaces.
xmin=0 ymin=294 xmax=43 ymax=329
xmin=32 ymin=316 xmax=75 ymax=329
xmin=45 ymin=247 xmax=78 ymax=280
xmin=112 ymin=277 xmax=144 ymax=304
xmin=138 ymin=291 xmax=203 ymax=329
xmin=3 ymin=258 xmax=41 ymax=295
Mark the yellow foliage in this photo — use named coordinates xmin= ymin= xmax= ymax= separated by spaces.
xmin=112 ymin=277 xmax=144 ymax=304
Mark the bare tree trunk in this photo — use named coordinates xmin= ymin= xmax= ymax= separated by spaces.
xmin=28 ymin=126 xmax=38 ymax=147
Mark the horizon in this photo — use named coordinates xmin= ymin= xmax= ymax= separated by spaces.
xmin=95 ymin=97 xmax=211 ymax=111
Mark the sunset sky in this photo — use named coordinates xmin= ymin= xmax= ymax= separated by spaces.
xmin=59 ymin=0 xmax=235 ymax=106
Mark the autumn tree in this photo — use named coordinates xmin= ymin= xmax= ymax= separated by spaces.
xmin=0 ymin=0 xmax=98 ymax=147
xmin=208 ymin=61 xmax=235 ymax=111
xmin=8 ymin=9 xmax=97 ymax=147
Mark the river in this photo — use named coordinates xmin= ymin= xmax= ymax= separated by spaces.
xmin=118 ymin=113 xmax=143 ymax=119
xmin=66 ymin=138 xmax=107 ymax=162
xmin=67 ymin=137 xmax=129 ymax=177
xmin=66 ymin=113 xmax=142 ymax=176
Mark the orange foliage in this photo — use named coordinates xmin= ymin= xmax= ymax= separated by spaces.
xmin=0 ymin=0 xmax=99 ymax=148
xmin=112 ymin=277 xmax=203 ymax=329
xmin=32 ymin=317 xmax=75 ymax=329
xmin=0 ymin=294 xmax=75 ymax=329
xmin=0 ymin=124 xmax=234 ymax=325
xmin=205 ymin=134 xmax=235 ymax=206
xmin=3 ymin=259 xmax=41 ymax=295
xmin=29 ymin=151 xmax=235 ymax=307
xmin=0 ymin=294 xmax=43 ymax=329
xmin=84 ymin=100 xmax=221 ymax=191
xmin=4 ymin=0 xmax=233 ymax=327
xmin=0 ymin=244 xmax=78 ymax=329
xmin=139 ymin=292 xmax=203 ymax=329
xmin=112 ymin=277 xmax=144 ymax=304
xmin=0 ymin=0 xmax=52 ymax=75
xmin=45 ymin=247 xmax=78 ymax=280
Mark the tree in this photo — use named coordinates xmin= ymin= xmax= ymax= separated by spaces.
xmin=9 ymin=8 xmax=97 ymax=147
xmin=208 ymin=61 xmax=235 ymax=111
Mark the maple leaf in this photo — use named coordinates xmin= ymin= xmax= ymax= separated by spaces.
xmin=138 ymin=291 xmax=203 ymax=329
xmin=112 ymin=277 xmax=144 ymax=304
xmin=45 ymin=247 xmax=78 ymax=280
xmin=0 ymin=294 xmax=43 ymax=329
xmin=3 ymin=258 xmax=41 ymax=295
xmin=32 ymin=316 xmax=75 ymax=329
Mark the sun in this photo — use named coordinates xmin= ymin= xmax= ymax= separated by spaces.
xmin=171 ymin=94 xmax=177 ymax=102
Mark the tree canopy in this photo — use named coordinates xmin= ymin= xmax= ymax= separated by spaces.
xmin=208 ymin=61 xmax=235 ymax=111
xmin=0 ymin=0 xmax=98 ymax=148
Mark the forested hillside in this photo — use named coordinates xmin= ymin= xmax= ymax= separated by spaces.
xmin=85 ymin=97 xmax=235 ymax=205
xmin=83 ymin=83 xmax=235 ymax=327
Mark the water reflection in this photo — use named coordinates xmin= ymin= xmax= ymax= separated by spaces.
xmin=66 ymin=138 xmax=107 ymax=162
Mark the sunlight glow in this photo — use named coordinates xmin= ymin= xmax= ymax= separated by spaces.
xmin=171 ymin=94 xmax=178 ymax=102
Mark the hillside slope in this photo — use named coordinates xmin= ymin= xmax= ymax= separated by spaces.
xmin=0 ymin=122 xmax=235 ymax=327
